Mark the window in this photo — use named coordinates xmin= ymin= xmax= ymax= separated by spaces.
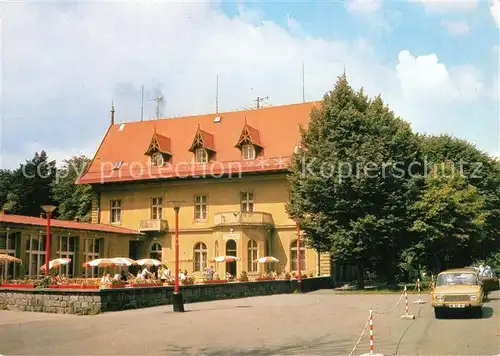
xmin=149 ymin=242 xmax=162 ymax=260
xmin=242 ymin=144 xmax=255 ymax=160
xmin=111 ymin=200 xmax=121 ymax=224
xmin=151 ymin=197 xmax=163 ymax=220
xmin=24 ymin=234 xmax=46 ymax=278
xmin=84 ymin=238 xmax=101 ymax=278
xmin=195 ymin=148 xmax=208 ymax=163
xmin=225 ymin=239 xmax=237 ymax=276
xmin=290 ymin=239 xmax=306 ymax=272
xmin=193 ymin=242 xmax=208 ymax=272
xmin=0 ymin=231 xmax=18 ymax=279
xmin=194 ymin=195 xmax=207 ymax=220
xmin=152 ymin=153 xmax=164 ymax=167
xmin=57 ymin=236 xmax=75 ymax=277
xmin=247 ymin=240 xmax=258 ymax=272
xmin=240 ymin=192 xmax=254 ymax=212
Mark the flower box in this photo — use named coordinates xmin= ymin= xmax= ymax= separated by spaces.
xmin=49 ymin=285 xmax=60 ymax=289
xmin=80 ymin=285 xmax=99 ymax=290
xmin=129 ymin=283 xmax=161 ymax=288
xmin=1 ymin=283 xmax=35 ymax=288
xmin=254 ymin=277 xmax=276 ymax=281
xmin=203 ymin=279 xmax=228 ymax=284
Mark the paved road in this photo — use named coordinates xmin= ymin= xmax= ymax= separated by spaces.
xmin=1 ymin=290 xmax=498 ymax=355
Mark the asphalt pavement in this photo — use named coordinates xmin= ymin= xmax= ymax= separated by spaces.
xmin=1 ymin=290 xmax=498 ymax=355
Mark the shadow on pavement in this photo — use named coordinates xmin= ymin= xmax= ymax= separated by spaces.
xmin=440 ymin=307 xmax=493 ymax=320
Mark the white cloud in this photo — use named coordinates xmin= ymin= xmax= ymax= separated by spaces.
xmin=0 ymin=1 xmax=497 ymax=169
xmin=345 ymin=0 xmax=382 ymax=13
xmin=491 ymin=0 xmax=500 ymax=26
xmin=411 ymin=0 xmax=478 ymax=13
xmin=440 ymin=19 xmax=470 ymax=36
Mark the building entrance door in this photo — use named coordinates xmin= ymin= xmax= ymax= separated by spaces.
xmin=225 ymin=239 xmax=237 ymax=277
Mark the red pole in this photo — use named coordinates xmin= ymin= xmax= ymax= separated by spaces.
xmin=174 ymin=207 xmax=180 ymax=294
xmin=369 ymin=310 xmax=374 ymax=355
xmin=45 ymin=212 xmax=52 ymax=276
xmin=296 ymin=220 xmax=302 ymax=288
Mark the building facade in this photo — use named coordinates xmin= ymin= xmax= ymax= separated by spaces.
xmin=77 ymin=101 xmax=332 ymax=279
xmin=0 ymin=213 xmax=140 ymax=279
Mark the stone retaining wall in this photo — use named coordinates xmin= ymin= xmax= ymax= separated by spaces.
xmin=0 ymin=277 xmax=332 ymax=315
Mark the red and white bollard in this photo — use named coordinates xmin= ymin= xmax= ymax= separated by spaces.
xmin=400 ymin=285 xmax=416 ymax=320
xmin=361 ymin=310 xmax=384 ymax=356
xmin=413 ymin=278 xmax=426 ymax=304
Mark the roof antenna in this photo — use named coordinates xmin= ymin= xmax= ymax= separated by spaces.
xmin=151 ymin=94 xmax=164 ymax=119
xmin=140 ymin=85 xmax=144 ymax=122
xmin=110 ymin=101 xmax=115 ymax=125
xmin=302 ymin=62 xmax=305 ymax=103
xmin=216 ymin=74 xmax=219 ymax=114
xmin=255 ymin=96 xmax=269 ymax=109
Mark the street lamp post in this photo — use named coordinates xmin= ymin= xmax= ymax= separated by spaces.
xmin=41 ymin=205 xmax=57 ymax=276
xmin=166 ymin=201 xmax=185 ymax=313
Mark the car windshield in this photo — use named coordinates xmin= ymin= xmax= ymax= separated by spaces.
xmin=436 ymin=272 xmax=478 ymax=286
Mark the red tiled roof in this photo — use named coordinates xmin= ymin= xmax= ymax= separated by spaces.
xmin=0 ymin=214 xmax=141 ymax=235
xmin=155 ymin=133 xmax=172 ymax=154
xmin=78 ymin=101 xmax=320 ymax=185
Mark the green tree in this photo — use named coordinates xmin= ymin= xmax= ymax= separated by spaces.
xmin=408 ymin=162 xmax=490 ymax=272
xmin=3 ymin=151 xmax=57 ymax=216
xmin=0 ymin=169 xmax=14 ymax=209
xmin=287 ymin=75 xmax=421 ymax=288
xmin=51 ymin=155 xmax=92 ymax=222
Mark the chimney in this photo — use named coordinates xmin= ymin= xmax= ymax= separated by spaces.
xmin=111 ymin=101 xmax=115 ymax=126
xmin=40 ymin=213 xmax=44 ymax=218
xmin=74 ymin=217 xmax=79 ymax=222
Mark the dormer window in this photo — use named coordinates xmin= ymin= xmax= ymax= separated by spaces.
xmin=235 ymin=119 xmax=263 ymax=160
xmin=195 ymin=148 xmax=208 ymax=163
xmin=189 ymin=125 xmax=216 ymax=163
xmin=242 ymin=144 xmax=255 ymax=160
xmin=144 ymin=130 xmax=172 ymax=166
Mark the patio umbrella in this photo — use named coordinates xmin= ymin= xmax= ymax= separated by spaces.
xmin=83 ymin=258 xmax=124 ymax=268
xmin=0 ymin=253 xmax=22 ymax=263
xmin=255 ymin=256 xmax=279 ymax=263
xmin=110 ymin=257 xmax=136 ymax=266
xmin=40 ymin=258 xmax=71 ymax=271
xmin=136 ymin=258 xmax=161 ymax=266
xmin=212 ymin=256 xmax=240 ymax=263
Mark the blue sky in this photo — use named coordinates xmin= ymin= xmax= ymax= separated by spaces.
xmin=1 ymin=0 xmax=499 ymax=168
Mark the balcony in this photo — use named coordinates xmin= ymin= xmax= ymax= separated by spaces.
xmin=214 ymin=211 xmax=274 ymax=227
xmin=139 ymin=219 xmax=168 ymax=232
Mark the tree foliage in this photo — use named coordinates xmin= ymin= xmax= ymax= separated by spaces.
xmin=51 ymin=155 xmax=92 ymax=222
xmin=288 ymin=75 xmax=500 ymax=287
xmin=1 ymin=152 xmax=92 ymax=222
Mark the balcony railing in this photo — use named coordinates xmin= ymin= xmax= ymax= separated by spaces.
xmin=214 ymin=212 xmax=274 ymax=227
xmin=139 ymin=219 xmax=168 ymax=232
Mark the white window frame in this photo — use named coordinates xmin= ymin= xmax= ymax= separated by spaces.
xmin=194 ymin=195 xmax=208 ymax=221
xmin=290 ymin=240 xmax=306 ymax=272
xmin=247 ymin=239 xmax=258 ymax=272
xmin=84 ymin=238 xmax=101 ymax=278
xmin=152 ymin=153 xmax=164 ymax=167
xmin=0 ymin=231 xmax=18 ymax=279
xmin=242 ymin=144 xmax=255 ymax=160
xmin=57 ymin=236 xmax=75 ymax=277
xmin=111 ymin=199 xmax=122 ymax=224
xmin=25 ymin=234 xmax=46 ymax=278
xmin=240 ymin=192 xmax=254 ymax=213
xmin=151 ymin=197 xmax=163 ymax=220
xmin=195 ymin=148 xmax=208 ymax=163
xmin=193 ymin=242 xmax=208 ymax=272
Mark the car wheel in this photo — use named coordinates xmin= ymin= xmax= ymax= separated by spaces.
xmin=434 ymin=308 xmax=444 ymax=319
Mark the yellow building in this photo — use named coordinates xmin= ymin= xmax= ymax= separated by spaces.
xmin=77 ymin=102 xmax=331 ymax=279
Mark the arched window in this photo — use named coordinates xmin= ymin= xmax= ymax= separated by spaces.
xmin=247 ymin=240 xmax=258 ymax=272
xmin=149 ymin=242 xmax=162 ymax=260
xmin=290 ymin=240 xmax=306 ymax=272
xmin=225 ymin=240 xmax=237 ymax=276
xmin=194 ymin=242 xmax=208 ymax=272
